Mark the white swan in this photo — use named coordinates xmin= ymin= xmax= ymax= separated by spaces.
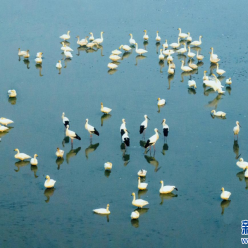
xmin=191 ymin=36 xmax=202 ymax=46
xmin=86 ymin=42 xmax=97 ymax=48
xmin=226 ymin=78 xmax=232 ymax=85
xmin=187 ymin=46 xmax=195 ymax=58
xmin=177 ymin=43 xmax=187 ymax=54
xmin=101 ymin=102 xmax=112 ymax=114
xmin=188 ymin=80 xmax=197 ymax=89
xmin=163 ymin=48 xmax=174 ymax=56
xmin=245 ymin=169 xmax=248 ymax=178
xmin=137 ymin=169 xmax=147 ymax=177
xmin=138 ymin=177 xmax=148 ymax=190
xmin=156 ymin=31 xmax=161 ymax=42
xmin=211 ymin=110 xmax=226 ymax=117
xmin=104 ymin=162 xmax=112 ymax=171
xmin=216 ymin=63 xmax=226 ymax=75
xmin=131 ymin=211 xmax=140 ymax=219
xmin=131 ymin=192 xmax=149 ymax=208
xmin=8 ymin=90 xmax=17 ymax=98
xmin=129 ymin=33 xmax=136 ymax=45
xmin=56 ymin=148 xmax=64 ymax=158
xmin=135 ymin=43 xmax=147 ymax=55
xmin=76 ymin=36 xmax=88 ymax=46
xmin=157 ymin=98 xmax=165 ymax=106
xmin=178 ymin=28 xmax=188 ymax=39
xmin=188 ymin=59 xmax=198 ymax=69
xmin=89 ymin=32 xmax=94 ymax=41
xmin=169 ymin=37 xmax=180 ymax=49
xmin=93 ymin=204 xmax=110 ymax=214
xmin=166 ymin=51 xmax=173 ymax=62
xmin=35 ymin=53 xmax=42 ymax=64
xmin=119 ymin=45 xmax=132 ymax=52
xmin=56 ymin=60 xmax=62 ymax=69
xmin=36 ymin=52 xmax=43 ymax=58
xmin=108 ymin=63 xmax=118 ymax=69
xmin=236 ymin=158 xmax=248 ymax=170
xmin=197 ymin=50 xmax=204 ymax=61
xmin=181 ymin=60 xmax=192 ymax=72
xmin=30 ymin=154 xmax=38 ymax=166
xmin=111 ymin=49 xmax=122 ymax=55
xmin=0 ymin=118 xmax=14 ymax=126
xmin=18 ymin=48 xmax=27 ymax=56
xmin=0 ymin=125 xmax=8 ymax=132
xmin=109 ymin=54 xmax=121 ymax=61
xmin=64 ymin=51 xmax=73 ymax=59
xmin=220 ymin=187 xmax=231 ymax=200
xmin=203 ymin=71 xmax=209 ymax=81
xmin=44 ymin=175 xmax=56 ymax=188
xmin=186 ymin=32 xmax=192 ymax=42
xmin=210 ymin=47 xmax=219 ymax=58
xmin=23 ymin=50 xmax=30 ymax=59
xmin=60 ymin=31 xmax=70 ymax=41
xmin=143 ymin=30 xmax=149 ymax=40
xmin=61 ymin=42 xmax=73 ymax=52
xmin=168 ymin=61 xmax=174 ymax=75
xmin=163 ymin=39 xmax=168 ymax=49
xmin=14 ymin=149 xmax=31 ymax=161
xmin=159 ymin=49 xmax=164 ymax=60
xmin=233 ymin=121 xmax=241 ymax=138
xmin=160 ymin=181 xmax=178 ymax=194
xmin=93 ymin=31 xmax=104 ymax=44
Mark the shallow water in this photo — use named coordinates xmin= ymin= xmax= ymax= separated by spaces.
xmin=1 ymin=0 xmax=248 ymax=247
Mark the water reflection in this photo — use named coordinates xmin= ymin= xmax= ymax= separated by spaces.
xmin=135 ymin=55 xmax=147 ymax=66
xmin=236 ymin=171 xmax=248 ymax=189
xmin=157 ymin=104 xmax=165 ymax=113
xmin=155 ymin=42 xmax=160 ymax=54
xmin=60 ymin=40 xmax=70 ymax=46
xmin=161 ymin=143 xmax=169 ymax=155
xmin=226 ymin=86 xmax=232 ymax=95
xmin=233 ymin=140 xmax=241 ymax=159
xmin=104 ymin=170 xmax=111 ymax=178
xmin=108 ymin=69 xmax=117 ymax=75
xmin=8 ymin=97 xmax=17 ymax=105
xmin=57 ymin=68 xmax=61 ymax=74
xmin=0 ymin=129 xmax=10 ymax=139
xmin=188 ymin=88 xmax=196 ymax=95
xmin=85 ymin=143 xmax=99 ymax=159
xmin=120 ymin=143 xmax=130 ymax=166
xmin=101 ymin=114 xmax=111 ymax=126
xmin=143 ymin=41 xmax=148 ymax=50
xmin=97 ymin=45 xmax=104 ymax=57
xmin=76 ymin=46 xmax=87 ymax=56
xmin=23 ymin=59 xmax=30 ymax=69
xmin=138 ymin=189 xmax=148 ymax=199
xmin=44 ymin=188 xmax=55 ymax=203
xmin=30 ymin=165 xmax=38 ymax=178
xmin=62 ymin=136 xmax=70 ymax=147
xmin=181 ymin=71 xmax=192 ymax=82
xmin=140 ymin=140 xmax=146 ymax=148
xmin=167 ymin=74 xmax=174 ymax=90
xmin=205 ymin=94 xmax=223 ymax=109
xmin=93 ymin=213 xmax=110 ymax=222
xmin=144 ymin=155 xmax=160 ymax=172
xmin=197 ymin=61 xmax=204 ymax=68
xmin=14 ymin=161 xmax=29 ymax=172
xmin=35 ymin=64 xmax=43 ymax=77
xmin=56 ymin=157 xmax=64 ymax=170
xmin=66 ymin=147 xmax=81 ymax=164
xmin=135 ymin=207 xmax=149 ymax=215
xmin=203 ymin=87 xmax=216 ymax=96
xmin=131 ymin=219 xmax=139 ymax=228
xmin=217 ymin=75 xmax=225 ymax=82
xmin=159 ymin=60 xmax=164 ymax=73
xmin=220 ymin=200 xmax=231 ymax=215
xmin=160 ymin=193 xmax=178 ymax=205
xmin=122 ymin=51 xmax=132 ymax=60
xmin=209 ymin=63 xmax=217 ymax=75
xmin=64 ymin=58 xmax=72 ymax=68
xmin=86 ymin=48 xmax=98 ymax=53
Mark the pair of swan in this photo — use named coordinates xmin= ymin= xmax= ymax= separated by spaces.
xmin=211 ymin=110 xmax=226 ymax=117
xmin=76 ymin=36 xmax=88 ymax=46
xmin=101 ymin=102 xmax=112 ymax=114
xmin=220 ymin=188 xmax=231 ymax=200
xmin=157 ymin=98 xmax=165 ymax=106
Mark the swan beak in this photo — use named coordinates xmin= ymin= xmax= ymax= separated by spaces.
xmin=147 ymin=117 xmax=150 ymax=120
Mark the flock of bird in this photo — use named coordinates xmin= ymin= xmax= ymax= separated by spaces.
xmin=3 ymin=27 xmax=243 ymax=220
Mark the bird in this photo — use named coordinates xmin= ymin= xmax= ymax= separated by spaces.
xmin=122 ymin=129 xmax=130 ymax=147
xmin=101 ymin=102 xmax=112 ymax=114
xmin=76 ymin=36 xmax=88 ymax=46
xmin=233 ymin=121 xmax=241 ymax=139
xmin=163 ymin=48 xmax=174 ymax=56
xmin=109 ymin=54 xmax=121 ymax=61
xmin=61 ymin=42 xmax=73 ymax=52
xmin=211 ymin=110 xmax=226 ymax=117
xmin=56 ymin=148 xmax=64 ymax=158
xmin=157 ymin=98 xmax=165 ymax=106
xmin=226 ymin=78 xmax=232 ymax=86
xmin=30 ymin=154 xmax=38 ymax=166
xmin=86 ymin=42 xmax=97 ymax=48
xmin=93 ymin=204 xmax=110 ymax=215
xmin=66 ymin=125 xmax=81 ymax=144
xmin=245 ymin=169 xmax=248 ymax=178
xmin=210 ymin=47 xmax=220 ymax=63
xmin=203 ymin=71 xmax=209 ymax=81
xmin=191 ymin=35 xmax=202 ymax=46
xmin=186 ymin=32 xmax=192 ymax=42
xmin=140 ymin=115 xmax=149 ymax=134
xmin=143 ymin=30 xmax=149 ymax=41
xmin=36 ymin=52 xmax=43 ymax=58
xmin=220 ymin=188 xmax=231 ymax=200
xmin=0 ymin=118 xmax=14 ymax=126
xmin=108 ymin=63 xmax=118 ymax=70
xmin=89 ymin=32 xmax=94 ymax=41
xmin=135 ymin=43 xmax=148 ymax=55
xmin=188 ymin=80 xmax=197 ymax=89
xmin=138 ymin=169 xmax=147 ymax=177
xmin=145 ymin=128 xmax=160 ymax=151
xmin=119 ymin=45 xmax=132 ymax=52
xmin=236 ymin=158 xmax=248 ymax=170
xmin=177 ymin=43 xmax=187 ymax=54
xmin=155 ymin=31 xmax=161 ymax=42
xmin=216 ymin=63 xmax=226 ymax=75
xmin=18 ymin=48 xmax=27 ymax=56
xmin=104 ymin=162 xmax=112 ymax=171
xmin=178 ymin=28 xmax=188 ymax=39
xmin=93 ymin=31 xmax=104 ymax=44
xmin=64 ymin=51 xmax=73 ymax=59
xmin=120 ymin=119 xmax=126 ymax=136
xmin=159 ymin=49 xmax=165 ymax=60
xmin=131 ymin=211 xmax=140 ymax=220
xmin=162 ymin=119 xmax=169 ymax=139
xmin=166 ymin=51 xmax=173 ymax=62
xmin=188 ymin=60 xmax=198 ymax=69
xmin=131 ymin=192 xmax=149 ymax=208
xmin=14 ymin=149 xmax=31 ymax=161
xmin=163 ymin=39 xmax=169 ymax=49
xmin=8 ymin=90 xmax=17 ymax=98
xmin=62 ymin=112 xmax=69 ymax=127
xmin=181 ymin=60 xmax=193 ymax=72
xmin=56 ymin=60 xmax=62 ymax=69
xmin=187 ymin=47 xmax=195 ymax=58
xmin=44 ymin=175 xmax=56 ymax=188
xmin=111 ymin=49 xmax=122 ymax=55
xmin=138 ymin=177 xmax=148 ymax=190
xmin=85 ymin=119 xmax=99 ymax=138
xmin=160 ymin=181 xmax=178 ymax=194
xmin=170 ymin=37 xmax=180 ymax=49
xmin=168 ymin=61 xmax=175 ymax=75
xmin=35 ymin=53 xmax=42 ymax=64
xmin=129 ymin=33 xmax=136 ymax=46
xmin=23 ymin=50 xmax=30 ymax=59
xmin=196 ymin=50 xmax=204 ymax=61
xmin=60 ymin=31 xmax=70 ymax=41
xmin=0 ymin=125 xmax=8 ymax=132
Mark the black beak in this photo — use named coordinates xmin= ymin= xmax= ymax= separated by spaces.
xmin=147 ymin=117 xmax=150 ymax=120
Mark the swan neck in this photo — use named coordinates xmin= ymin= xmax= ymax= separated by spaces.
xmin=132 ymin=194 xmax=136 ymax=201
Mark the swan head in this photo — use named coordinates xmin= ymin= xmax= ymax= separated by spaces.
xmin=187 ymin=32 xmax=190 ymax=35
xmin=101 ymin=102 xmax=103 ymax=106
xmin=34 ymin=154 xmax=38 ymax=158
xmin=211 ymin=110 xmax=215 ymax=114
xmin=86 ymin=118 xmax=89 ymax=123
xmin=156 ymin=31 xmax=159 ymax=33
xmin=204 ymin=70 xmax=207 ymax=73
xmin=160 ymin=180 xmax=163 ymax=184
xmin=14 ymin=148 xmax=19 ymax=152
xmin=221 ymin=187 xmax=224 ymax=192
xmin=132 ymin=192 xmax=135 ymax=196
xmin=58 ymin=60 xmax=61 ymax=63
xmin=101 ymin=31 xmax=104 ymax=34
xmin=89 ymin=32 xmax=93 ymax=35
xmin=239 ymin=158 xmax=244 ymax=161
xmin=144 ymin=30 xmax=146 ymax=32
xmin=236 ymin=121 xmax=240 ymax=126
xmin=46 ymin=175 xmax=50 ymax=180
xmin=57 ymin=147 xmax=60 ymax=151
xmin=157 ymin=98 xmax=160 ymax=101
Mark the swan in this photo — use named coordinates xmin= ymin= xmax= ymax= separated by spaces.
xmin=30 ymin=154 xmax=38 ymax=166
xmin=101 ymin=102 xmax=112 ymax=114
xmin=35 ymin=53 xmax=42 ymax=64
xmin=236 ymin=158 xmax=248 ymax=170
xmin=226 ymin=78 xmax=232 ymax=85
xmin=0 ymin=118 xmax=14 ymax=126
xmin=169 ymin=37 xmax=180 ymax=49
xmin=157 ymin=98 xmax=165 ymax=106
xmin=93 ymin=204 xmax=110 ymax=214
xmin=177 ymin=43 xmax=187 ymax=54
xmin=85 ymin=118 xmax=99 ymax=137
xmin=56 ymin=60 xmax=62 ymax=69
xmin=60 ymin=31 xmax=70 ymax=41
xmin=131 ymin=192 xmax=149 ymax=208
xmin=8 ymin=90 xmax=17 ymax=98
xmin=23 ymin=50 xmax=30 ymax=59
xmin=109 ymin=54 xmax=121 ymax=61
xmin=14 ymin=149 xmax=31 ymax=161
xmin=104 ymin=162 xmax=112 ymax=171
xmin=167 ymin=51 xmax=173 ymax=62
xmin=64 ymin=51 xmax=73 ymax=59
xmin=36 ymin=52 xmax=43 ymax=58
xmin=76 ymin=36 xmax=88 ymax=46
xmin=0 ymin=125 xmax=8 ymax=132
xmin=168 ymin=61 xmax=174 ymax=74
xmin=89 ymin=32 xmax=94 ymax=41
xmin=93 ymin=31 xmax=104 ymax=44
xmin=163 ymin=48 xmax=174 ymax=56
xmin=86 ymin=42 xmax=97 ymax=48
xmin=197 ymin=50 xmax=204 ymax=61
xmin=129 ymin=33 xmax=136 ymax=45
xmin=61 ymin=42 xmax=73 ymax=52
xmin=210 ymin=47 xmax=219 ymax=59
xmin=112 ymin=49 xmax=122 ymax=55
xmin=210 ymin=48 xmax=220 ymax=63
xmin=159 ymin=49 xmax=165 ymax=60
xmin=170 ymin=61 xmax=176 ymax=69
xmin=188 ymin=80 xmax=197 ymax=89
xmin=211 ymin=74 xmax=224 ymax=88
xmin=163 ymin=39 xmax=168 ymax=49
xmin=119 ymin=45 xmax=132 ymax=52
xmin=138 ymin=177 xmax=148 ymax=190
xmin=188 ymin=59 xmax=198 ymax=69
xmin=216 ymin=63 xmax=226 ymax=75
xmin=138 ymin=169 xmax=147 ymax=177
xmin=156 ymin=31 xmax=161 ymax=42
xmin=18 ymin=48 xmax=27 ymax=56
xmin=160 ymin=181 xmax=178 ymax=194
xmin=108 ymin=63 xmax=118 ymax=69
xmin=211 ymin=110 xmax=226 ymax=117
xmin=135 ymin=43 xmax=147 ymax=55
xmin=178 ymin=28 xmax=188 ymax=39
xmin=66 ymin=125 xmax=81 ymax=143
xmin=181 ymin=60 xmax=192 ymax=72
xmin=143 ymin=30 xmax=149 ymax=41
xmin=44 ymin=175 xmax=56 ymax=188
xmin=191 ymin=36 xmax=202 ymax=46
xmin=140 ymin=115 xmax=149 ymax=134
xmin=220 ymin=188 xmax=231 ymax=200
xmin=144 ymin=128 xmax=160 ymax=150
xmin=187 ymin=47 xmax=195 ymax=58
xmin=131 ymin=211 xmax=140 ymax=219
xmin=203 ymin=71 xmax=209 ymax=80
xmin=186 ymin=32 xmax=192 ymax=42
xmin=56 ymin=148 xmax=64 ymax=158
xmin=233 ymin=121 xmax=241 ymax=139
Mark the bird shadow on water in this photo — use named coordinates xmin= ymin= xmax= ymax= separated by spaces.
xmin=62 ymin=136 xmax=69 ymax=147
xmin=30 ymin=165 xmax=38 ymax=178
xmin=104 ymin=170 xmax=111 ymax=178
xmin=144 ymin=154 xmax=160 ymax=172
xmin=131 ymin=219 xmax=139 ymax=228
xmin=220 ymin=200 xmax=231 ymax=215
xmin=120 ymin=143 xmax=130 ymax=166
xmin=14 ymin=161 xmax=29 ymax=172
xmin=101 ymin=114 xmax=111 ymax=126
xmin=160 ymin=193 xmax=178 ymax=205
xmin=233 ymin=140 xmax=241 ymax=159
xmin=135 ymin=55 xmax=146 ymax=66
xmin=8 ymin=97 xmax=17 ymax=105
xmin=85 ymin=143 xmax=99 ymax=159
xmin=161 ymin=143 xmax=169 ymax=155
xmin=56 ymin=157 xmax=64 ymax=170
xmin=236 ymin=171 xmax=248 ymax=189
xmin=205 ymin=94 xmax=222 ymax=108
xmin=44 ymin=188 xmax=55 ymax=203
xmin=188 ymin=88 xmax=196 ymax=95
xmin=35 ymin=64 xmax=43 ymax=77
xmin=66 ymin=147 xmax=81 ymax=164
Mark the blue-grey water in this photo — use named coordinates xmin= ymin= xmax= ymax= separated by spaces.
xmin=1 ymin=0 xmax=248 ymax=247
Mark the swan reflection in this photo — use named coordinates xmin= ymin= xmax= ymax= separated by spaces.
xmin=135 ymin=207 xmax=149 ymax=215
xmin=108 ymin=69 xmax=117 ymax=75
xmin=104 ymin=170 xmax=111 ymax=178
xmin=236 ymin=171 xmax=248 ymax=189
xmin=101 ymin=114 xmax=111 ymax=126
xmin=66 ymin=147 xmax=81 ymax=164
xmin=44 ymin=188 xmax=55 ymax=203
xmin=122 ymin=51 xmax=132 ymax=60
xmin=220 ymin=200 xmax=231 ymax=215
xmin=56 ymin=157 xmax=64 ymax=170
xmin=167 ymin=74 xmax=174 ymax=90
xmin=76 ymin=46 xmax=88 ymax=56
xmin=138 ymin=189 xmax=148 ymax=199
xmin=23 ymin=59 xmax=30 ymax=69
xmin=205 ymin=94 xmax=223 ymax=108
xmin=233 ymin=140 xmax=241 ymax=159
xmin=30 ymin=165 xmax=38 ymax=178
xmin=135 ymin=55 xmax=146 ymax=66
xmin=188 ymin=88 xmax=196 ymax=95
xmin=85 ymin=143 xmax=99 ymax=159
xmin=131 ymin=219 xmax=139 ymax=228
xmin=226 ymin=86 xmax=232 ymax=95
xmin=159 ymin=60 xmax=164 ymax=73
xmin=161 ymin=143 xmax=169 ymax=155
xmin=144 ymin=155 xmax=160 ymax=172
xmin=8 ymin=97 xmax=17 ymax=105
xmin=35 ymin=64 xmax=43 ymax=77
xmin=14 ymin=161 xmax=29 ymax=172
xmin=62 ymin=136 xmax=70 ymax=147
xmin=160 ymin=193 xmax=178 ymax=205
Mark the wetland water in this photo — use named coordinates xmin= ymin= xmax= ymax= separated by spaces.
xmin=1 ymin=0 xmax=248 ymax=247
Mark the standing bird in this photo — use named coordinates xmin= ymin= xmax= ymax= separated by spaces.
xmin=44 ymin=175 xmax=56 ymax=188
xmin=62 ymin=112 xmax=69 ymax=127
xmin=101 ymin=102 xmax=112 ymax=114
xmin=178 ymin=28 xmax=188 ymax=39
xmin=60 ymin=31 xmax=70 ymax=41
xmin=135 ymin=43 xmax=148 ymax=56
xmin=14 ymin=149 xmax=31 ymax=161
xmin=8 ymin=90 xmax=17 ymax=98
xmin=56 ymin=60 xmax=62 ymax=69
xmin=233 ymin=121 xmax=241 ymax=140
xmin=66 ymin=125 xmax=81 ymax=144
xmin=143 ymin=30 xmax=149 ymax=41
xmin=138 ymin=177 xmax=148 ymax=190
xmin=93 ymin=31 xmax=104 ymax=44
xmin=89 ymin=32 xmax=94 ymax=42
xmin=30 ymin=154 xmax=38 ymax=166
xmin=131 ymin=192 xmax=149 ymax=208
xmin=155 ymin=31 xmax=161 ymax=42
xmin=140 ymin=115 xmax=150 ymax=135
xmin=120 ymin=119 xmax=126 ymax=136
xmin=122 ymin=129 xmax=130 ymax=147
xmin=157 ymin=98 xmax=166 ymax=106
xmin=162 ymin=119 xmax=169 ymax=141
xmin=129 ymin=33 xmax=136 ymax=46
xmin=159 ymin=181 xmax=178 ymax=194
xmin=220 ymin=187 xmax=231 ymax=200
xmin=0 ymin=118 xmax=14 ymax=126
xmin=145 ymin=128 xmax=160 ymax=151
xmin=85 ymin=119 xmax=99 ymax=138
